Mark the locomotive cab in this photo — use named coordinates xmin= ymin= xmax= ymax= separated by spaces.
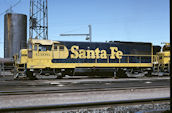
xmin=14 ymin=39 xmax=70 ymax=79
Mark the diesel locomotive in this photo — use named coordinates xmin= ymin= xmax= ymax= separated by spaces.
xmin=153 ymin=43 xmax=170 ymax=76
xmin=14 ymin=39 xmax=170 ymax=79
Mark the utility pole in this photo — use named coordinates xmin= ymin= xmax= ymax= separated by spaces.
xmin=29 ymin=0 xmax=48 ymax=40
xmin=60 ymin=25 xmax=92 ymax=42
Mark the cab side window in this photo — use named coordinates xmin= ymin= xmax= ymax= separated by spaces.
xmin=46 ymin=46 xmax=52 ymax=51
xmin=39 ymin=45 xmax=52 ymax=51
xmin=34 ymin=45 xmax=38 ymax=51
xmin=54 ymin=44 xmax=58 ymax=50
xmin=59 ymin=45 xmax=64 ymax=51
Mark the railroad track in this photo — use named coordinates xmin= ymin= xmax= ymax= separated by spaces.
xmin=0 ymin=85 xmax=169 ymax=96
xmin=0 ymin=97 xmax=170 ymax=112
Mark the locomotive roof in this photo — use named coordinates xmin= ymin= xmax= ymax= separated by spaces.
xmin=57 ymin=40 xmax=152 ymax=45
xmin=29 ymin=39 xmax=60 ymax=45
xmin=29 ymin=39 xmax=152 ymax=45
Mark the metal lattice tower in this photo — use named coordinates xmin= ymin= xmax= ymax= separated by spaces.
xmin=29 ymin=0 xmax=48 ymax=40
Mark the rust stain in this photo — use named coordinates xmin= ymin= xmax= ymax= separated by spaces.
xmin=7 ymin=14 xmax=11 ymax=57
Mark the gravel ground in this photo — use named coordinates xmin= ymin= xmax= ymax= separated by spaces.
xmin=37 ymin=102 xmax=170 ymax=113
xmin=0 ymin=73 xmax=170 ymax=112
xmin=3 ymin=102 xmax=170 ymax=113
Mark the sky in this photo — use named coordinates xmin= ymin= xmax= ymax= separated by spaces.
xmin=0 ymin=0 xmax=169 ymax=58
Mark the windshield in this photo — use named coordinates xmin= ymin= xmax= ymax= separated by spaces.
xmin=163 ymin=45 xmax=170 ymax=51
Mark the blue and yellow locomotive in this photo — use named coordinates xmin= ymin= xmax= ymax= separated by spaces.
xmin=14 ymin=39 xmax=155 ymax=79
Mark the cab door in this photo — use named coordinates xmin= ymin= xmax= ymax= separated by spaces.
xmin=32 ymin=43 xmax=39 ymax=59
xmin=53 ymin=43 xmax=60 ymax=59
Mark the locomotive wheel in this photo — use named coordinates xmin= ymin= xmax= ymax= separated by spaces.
xmin=26 ymin=70 xmax=37 ymax=80
xmin=116 ymin=69 xmax=128 ymax=78
xmin=56 ymin=72 xmax=64 ymax=79
xmin=145 ymin=70 xmax=152 ymax=77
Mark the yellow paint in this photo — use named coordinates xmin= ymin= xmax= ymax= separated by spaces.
xmin=70 ymin=45 xmax=123 ymax=59
xmin=110 ymin=47 xmax=123 ymax=59
xmin=27 ymin=63 xmax=152 ymax=69
xmin=157 ymin=51 xmax=170 ymax=64
xmin=20 ymin=49 xmax=28 ymax=64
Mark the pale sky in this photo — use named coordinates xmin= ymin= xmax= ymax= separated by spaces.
xmin=0 ymin=0 xmax=169 ymax=58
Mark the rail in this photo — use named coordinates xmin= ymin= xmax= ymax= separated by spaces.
xmin=0 ymin=97 xmax=169 ymax=112
xmin=0 ymin=85 xmax=169 ymax=96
